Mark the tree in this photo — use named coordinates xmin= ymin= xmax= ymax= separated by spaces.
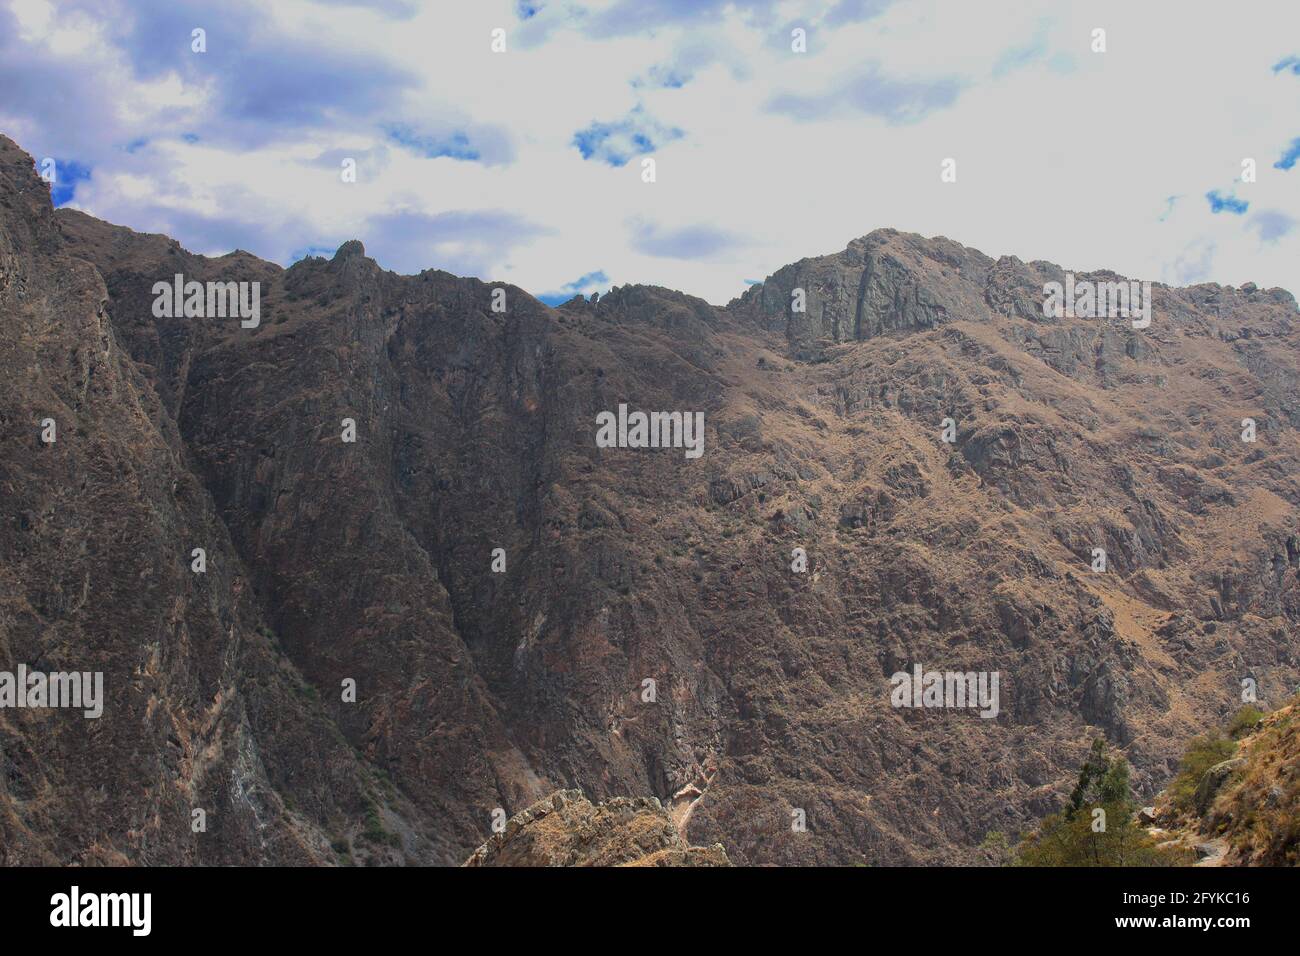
xmin=1068 ymin=737 xmax=1131 ymax=817
xmin=1016 ymin=739 xmax=1190 ymax=867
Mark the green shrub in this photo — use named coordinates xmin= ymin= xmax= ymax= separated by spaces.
xmin=1016 ymin=802 xmax=1191 ymax=866
xmin=1227 ymin=706 xmax=1265 ymax=739
xmin=360 ymin=803 xmax=401 ymax=849
xmin=1167 ymin=734 xmax=1237 ymax=813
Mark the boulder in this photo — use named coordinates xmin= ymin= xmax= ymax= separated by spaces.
xmin=1195 ymin=758 xmax=1246 ymax=815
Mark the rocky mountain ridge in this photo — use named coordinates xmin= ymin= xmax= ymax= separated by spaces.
xmin=2 ymin=132 xmax=1297 ymax=866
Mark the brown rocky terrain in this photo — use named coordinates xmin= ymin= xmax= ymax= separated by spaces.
xmin=463 ymin=789 xmax=729 ymax=866
xmin=1 ymin=131 xmax=1297 ymax=865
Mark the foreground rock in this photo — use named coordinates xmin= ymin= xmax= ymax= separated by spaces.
xmin=1195 ymin=758 xmax=1246 ymax=815
xmin=463 ymin=790 xmax=730 ymax=866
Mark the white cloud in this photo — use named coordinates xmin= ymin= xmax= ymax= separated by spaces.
xmin=4 ymin=0 xmax=1298 ymax=304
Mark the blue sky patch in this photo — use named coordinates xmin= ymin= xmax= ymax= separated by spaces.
xmin=572 ymin=107 xmax=683 ymax=166
xmin=1274 ymin=137 xmax=1300 ymax=171
xmin=48 ymin=159 xmax=91 ymax=206
xmin=1272 ymin=55 xmax=1300 ymax=75
xmin=1206 ymin=189 xmax=1248 ymax=215
xmin=385 ymin=124 xmax=480 ymax=161
xmin=538 ymin=269 xmax=609 ymax=305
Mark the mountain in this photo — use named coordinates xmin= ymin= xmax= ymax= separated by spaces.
xmin=2 ymin=132 xmax=1297 ymax=866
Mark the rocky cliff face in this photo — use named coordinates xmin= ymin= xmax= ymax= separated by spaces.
xmin=2 ymin=132 xmax=1297 ymax=865
xmin=0 ymin=137 xmax=423 ymax=865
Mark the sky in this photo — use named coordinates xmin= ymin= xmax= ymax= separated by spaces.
xmin=1 ymin=0 xmax=1298 ymax=306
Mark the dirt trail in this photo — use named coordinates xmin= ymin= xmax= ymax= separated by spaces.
xmin=1193 ymin=837 xmax=1229 ymax=867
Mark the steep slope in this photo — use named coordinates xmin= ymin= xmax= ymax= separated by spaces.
xmin=1147 ymin=701 xmax=1300 ymax=866
xmin=1206 ymin=702 xmax=1300 ymax=864
xmin=0 ymin=137 xmax=429 ymax=865
xmin=3 ymin=131 xmax=1298 ymax=865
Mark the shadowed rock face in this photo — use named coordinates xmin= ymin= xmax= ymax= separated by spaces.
xmin=2 ymin=132 xmax=1298 ymax=865
xmin=0 ymin=138 xmax=424 ymax=865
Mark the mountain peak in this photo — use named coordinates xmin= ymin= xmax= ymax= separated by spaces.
xmin=333 ymin=239 xmax=366 ymax=262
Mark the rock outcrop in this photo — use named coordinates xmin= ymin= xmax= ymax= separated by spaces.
xmin=463 ymin=790 xmax=730 ymax=866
